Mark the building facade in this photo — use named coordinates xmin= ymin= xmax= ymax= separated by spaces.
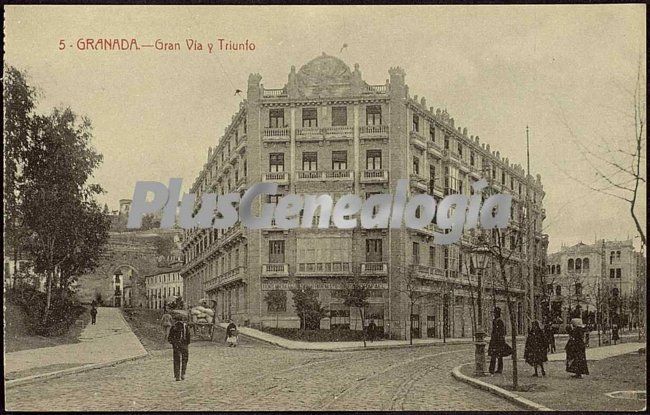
xmin=546 ymin=239 xmax=643 ymax=327
xmin=180 ymin=54 xmax=547 ymax=339
xmin=145 ymin=264 xmax=184 ymax=309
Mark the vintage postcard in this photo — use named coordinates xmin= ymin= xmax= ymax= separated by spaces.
xmin=3 ymin=4 xmax=646 ymax=412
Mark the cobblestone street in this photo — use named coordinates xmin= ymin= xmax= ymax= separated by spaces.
xmin=5 ymin=340 xmax=519 ymax=411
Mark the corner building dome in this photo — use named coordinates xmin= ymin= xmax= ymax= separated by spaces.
xmin=297 ymin=53 xmax=353 ymax=85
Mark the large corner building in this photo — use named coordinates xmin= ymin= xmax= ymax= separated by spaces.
xmin=180 ymin=53 xmax=548 ymax=339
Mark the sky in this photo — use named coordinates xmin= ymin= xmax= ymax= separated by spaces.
xmin=4 ymin=5 xmax=646 ymax=252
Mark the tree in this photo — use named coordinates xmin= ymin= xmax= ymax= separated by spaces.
xmin=559 ymin=57 xmax=646 ymax=246
xmin=21 ymin=107 xmax=104 ymax=321
xmin=290 ymin=285 xmax=326 ymax=330
xmin=3 ymin=65 xmax=38 ymax=288
xmin=264 ymin=289 xmax=287 ymax=328
xmin=343 ymin=282 xmax=370 ymax=347
xmin=475 ymin=228 xmax=526 ymax=391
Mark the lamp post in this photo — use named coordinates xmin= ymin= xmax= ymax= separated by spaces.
xmin=473 ymin=246 xmax=489 ymax=376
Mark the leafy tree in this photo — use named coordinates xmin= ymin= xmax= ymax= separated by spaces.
xmin=264 ymin=289 xmax=287 ymax=328
xmin=290 ymin=286 xmax=326 ymax=330
xmin=154 ymin=234 xmax=176 ymax=257
xmin=343 ymin=282 xmax=370 ymax=347
xmin=3 ymin=65 xmax=38 ymax=288
xmin=141 ymin=213 xmax=161 ymax=231
xmin=21 ymin=107 xmax=104 ymax=321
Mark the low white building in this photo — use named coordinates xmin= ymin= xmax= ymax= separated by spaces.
xmin=145 ymin=263 xmax=183 ymax=309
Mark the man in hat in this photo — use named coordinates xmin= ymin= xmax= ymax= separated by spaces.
xmin=168 ymin=313 xmax=191 ymax=381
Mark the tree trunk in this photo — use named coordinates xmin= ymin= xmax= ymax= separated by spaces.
xmin=276 ymin=311 xmax=279 ymax=329
xmin=409 ymin=301 xmax=414 ymax=345
xmin=361 ymin=307 xmax=366 ymax=348
xmin=43 ymin=269 xmax=54 ymax=323
xmin=506 ymin=296 xmax=519 ymax=391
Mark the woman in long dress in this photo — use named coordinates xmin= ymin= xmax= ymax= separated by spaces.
xmin=524 ymin=320 xmax=548 ymax=376
xmin=565 ymin=318 xmax=589 ymax=378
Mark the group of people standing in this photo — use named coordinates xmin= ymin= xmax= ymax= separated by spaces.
xmin=488 ymin=307 xmax=590 ymax=379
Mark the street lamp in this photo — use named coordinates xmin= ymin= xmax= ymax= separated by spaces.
xmin=472 ymin=246 xmax=490 ymax=377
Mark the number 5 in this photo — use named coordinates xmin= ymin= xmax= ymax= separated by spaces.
xmin=59 ymin=39 xmax=65 ymax=50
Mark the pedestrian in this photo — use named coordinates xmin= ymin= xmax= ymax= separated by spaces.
xmin=524 ymin=320 xmax=548 ymax=377
xmin=367 ymin=319 xmax=377 ymax=342
xmin=565 ymin=318 xmax=589 ymax=378
xmin=488 ymin=307 xmax=512 ymax=374
xmin=168 ymin=313 xmax=191 ymax=381
xmin=161 ymin=309 xmax=173 ymax=343
xmin=90 ymin=305 xmax=98 ymax=325
xmin=226 ymin=319 xmax=238 ymax=347
xmin=544 ymin=322 xmax=556 ymax=353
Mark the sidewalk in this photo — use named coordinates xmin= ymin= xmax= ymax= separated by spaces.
xmin=216 ymin=323 xmax=527 ymax=351
xmin=453 ymin=341 xmax=647 ymax=411
xmin=5 ymin=307 xmax=147 ymax=386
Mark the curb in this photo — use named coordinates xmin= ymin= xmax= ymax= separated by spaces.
xmin=451 ymin=363 xmax=553 ymax=411
xmin=5 ymin=352 xmax=148 ymax=389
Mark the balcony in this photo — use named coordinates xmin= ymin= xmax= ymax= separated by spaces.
xmin=410 ymin=174 xmax=428 ymax=192
xmin=296 ymin=170 xmax=354 ymax=181
xmin=296 ymin=127 xmax=323 ymax=141
xmin=324 ymin=126 xmax=353 ymax=140
xmin=427 ymin=140 xmax=443 ymax=156
xmin=220 ymin=266 xmax=245 ymax=286
xmin=359 ymin=125 xmax=389 ymax=140
xmin=263 ymin=88 xmax=287 ymax=98
xmin=262 ymin=128 xmax=290 ymax=142
xmin=361 ymin=262 xmax=388 ymax=275
xmin=360 ymin=169 xmax=388 ymax=184
xmin=262 ymin=171 xmax=289 ymax=184
xmin=262 ymin=263 xmax=289 ymax=276
xmin=297 ymin=261 xmax=352 ymax=275
xmin=410 ymin=131 xmax=426 ymax=150
xmin=413 ymin=264 xmax=446 ymax=280
xmin=365 ymin=84 xmax=388 ymax=94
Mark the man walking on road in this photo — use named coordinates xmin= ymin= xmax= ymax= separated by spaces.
xmin=168 ymin=314 xmax=191 ymax=381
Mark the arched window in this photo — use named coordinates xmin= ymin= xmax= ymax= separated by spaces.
xmin=568 ymin=258 xmax=574 ymax=271
xmin=551 ymin=265 xmax=556 ymax=274
xmin=575 ymin=258 xmax=582 ymax=272
xmin=583 ymin=258 xmax=589 ymax=271
xmin=556 ymin=285 xmax=562 ymax=296
xmin=557 ymin=264 xmax=561 ymax=274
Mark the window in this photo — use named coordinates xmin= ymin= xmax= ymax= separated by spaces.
xmin=302 ymin=107 xmax=317 ymax=127
xmin=366 ymin=105 xmax=382 ymax=125
xmin=610 ymin=251 xmax=614 ymax=264
xmin=616 ymin=268 xmax=622 ymax=278
xmin=610 ymin=269 xmax=616 ymax=279
xmin=332 ymin=151 xmax=347 ymax=170
xmin=366 ymin=150 xmax=382 ymax=170
xmin=267 ymin=194 xmax=282 ymax=204
xmin=444 ymin=136 xmax=449 ymax=149
xmin=568 ymin=258 xmax=574 ymax=271
xmin=616 ymin=251 xmax=621 ymax=260
xmin=413 ymin=157 xmax=420 ymax=175
xmin=501 ymin=171 xmax=506 ymax=185
xmin=332 ymin=106 xmax=348 ymax=126
xmin=412 ymin=114 xmax=419 ymax=132
xmin=575 ymin=258 xmax=582 ymax=272
xmin=575 ymin=283 xmax=582 ymax=297
xmin=556 ymin=285 xmax=562 ymax=296
xmin=429 ymin=165 xmax=436 ymax=193
xmin=429 ymin=246 xmax=436 ymax=267
xmin=269 ymin=241 xmax=285 ymax=263
xmin=302 ymin=152 xmax=318 ymax=171
xmin=510 ymin=178 xmax=514 ymax=190
xmin=412 ymin=242 xmax=420 ymax=264
xmin=429 ymin=124 xmax=436 ymax=142
xmin=458 ymin=143 xmax=463 ymax=157
xmin=330 ymin=308 xmax=350 ymax=329
xmin=470 ymin=152 xmax=475 ymax=166
xmin=612 ymin=288 xmax=619 ymax=297
xmin=557 ymin=264 xmax=561 ymax=274
xmin=366 ymin=239 xmax=383 ymax=262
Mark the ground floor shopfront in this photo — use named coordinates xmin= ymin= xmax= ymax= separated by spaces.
xmin=202 ymin=275 xmax=526 ymax=340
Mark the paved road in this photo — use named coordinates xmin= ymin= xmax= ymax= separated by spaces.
xmin=5 ymin=338 xmax=520 ymax=411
